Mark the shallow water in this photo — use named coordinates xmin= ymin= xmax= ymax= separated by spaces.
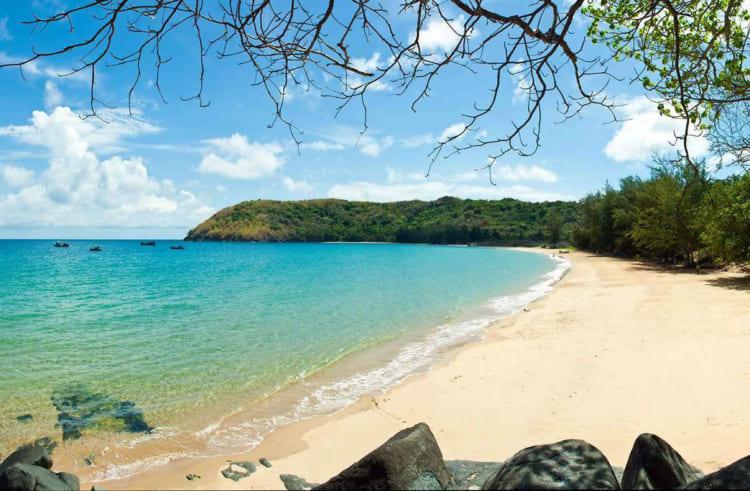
xmin=0 ymin=241 xmax=564 ymax=478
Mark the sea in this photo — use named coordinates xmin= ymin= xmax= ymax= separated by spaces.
xmin=0 ymin=240 xmax=568 ymax=480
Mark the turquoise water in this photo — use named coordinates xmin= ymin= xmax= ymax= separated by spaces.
xmin=0 ymin=240 xmax=563 ymax=473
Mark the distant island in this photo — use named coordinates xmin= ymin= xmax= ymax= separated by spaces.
xmin=185 ymin=196 xmax=578 ymax=244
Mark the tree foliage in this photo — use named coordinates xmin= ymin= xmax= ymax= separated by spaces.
xmin=186 ymin=196 xmax=578 ymax=244
xmin=573 ymin=163 xmax=750 ymax=264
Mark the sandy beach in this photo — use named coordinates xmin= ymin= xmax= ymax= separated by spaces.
xmin=91 ymin=250 xmax=750 ymax=489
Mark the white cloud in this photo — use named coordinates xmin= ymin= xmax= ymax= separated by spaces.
xmin=0 ymin=106 xmax=161 ymax=154
xmin=439 ymin=123 xmax=467 ymax=142
xmin=0 ymin=106 xmax=213 ymax=227
xmin=401 ymin=133 xmax=435 ymax=148
xmin=415 ymin=15 xmax=477 ymax=53
xmin=305 ymin=140 xmax=346 ymax=151
xmin=328 ymin=179 xmax=571 ymax=202
xmin=605 ymin=96 xmax=710 ymax=162
xmin=44 ymin=81 xmax=64 ymax=108
xmin=493 ymin=164 xmax=558 ymax=183
xmin=0 ymin=17 xmax=12 ymax=41
xmin=305 ymin=126 xmax=393 ymax=157
xmin=282 ymin=176 xmax=313 ymax=193
xmin=351 ymin=52 xmax=383 ymax=73
xmin=1 ymin=165 xmax=35 ymax=188
xmin=198 ymin=133 xmax=285 ymax=180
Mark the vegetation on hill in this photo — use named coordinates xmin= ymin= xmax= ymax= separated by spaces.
xmin=572 ymin=163 xmax=750 ymax=266
xmin=185 ymin=197 xmax=578 ymax=245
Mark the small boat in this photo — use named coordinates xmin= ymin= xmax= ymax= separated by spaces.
xmin=54 ymin=241 xmax=70 ymax=248
xmin=140 ymin=241 xmax=156 ymax=246
xmin=170 ymin=245 xmax=185 ymax=250
xmin=90 ymin=246 xmax=102 ymax=252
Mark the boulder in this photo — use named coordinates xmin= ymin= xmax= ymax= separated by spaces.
xmin=681 ymin=455 xmax=750 ymax=489
xmin=621 ymin=434 xmax=700 ymax=489
xmin=0 ymin=463 xmax=78 ymax=491
xmin=315 ymin=423 xmax=451 ymax=490
xmin=0 ymin=445 xmax=53 ymax=472
xmin=481 ymin=439 xmax=619 ymax=490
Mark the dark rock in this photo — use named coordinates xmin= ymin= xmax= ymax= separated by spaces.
xmin=315 ymin=423 xmax=451 ymax=490
xmin=0 ymin=444 xmax=53 ymax=472
xmin=221 ymin=461 xmax=257 ymax=481
xmin=260 ymin=457 xmax=273 ymax=468
xmin=0 ymin=463 xmax=78 ymax=490
xmin=621 ymin=434 xmax=700 ymax=489
xmin=15 ymin=414 xmax=33 ymax=422
xmin=481 ymin=439 xmax=620 ymax=490
xmin=33 ymin=438 xmax=57 ymax=455
xmin=58 ymin=472 xmax=80 ymax=489
xmin=280 ymin=474 xmax=319 ymax=490
xmin=681 ymin=455 xmax=750 ymax=489
xmin=84 ymin=452 xmax=95 ymax=466
xmin=445 ymin=461 xmax=502 ymax=490
xmin=186 ymin=473 xmax=201 ymax=481
xmin=91 ymin=486 xmax=106 ymax=491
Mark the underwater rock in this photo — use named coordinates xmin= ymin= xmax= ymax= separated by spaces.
xmin=15 ymin=414 xmax=33 ymax=422
xmin=260 ymin=458 xmax=272 ymax=468
xmin=50 ymin=383 xmax=153 ymax=441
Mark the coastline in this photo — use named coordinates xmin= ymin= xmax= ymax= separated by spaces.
xmin=89 ymin=249 xmax=750 ymax=489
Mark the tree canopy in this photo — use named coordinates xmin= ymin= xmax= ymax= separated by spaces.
xmin=3 ymin=1 xmax=749 ymax=172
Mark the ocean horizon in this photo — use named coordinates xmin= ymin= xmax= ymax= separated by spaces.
xmin=0 ymin=241 xmax=567 ymax=480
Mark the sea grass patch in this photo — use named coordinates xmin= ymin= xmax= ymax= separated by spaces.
xmin=50 ymin=383 xmax=153 ymax=441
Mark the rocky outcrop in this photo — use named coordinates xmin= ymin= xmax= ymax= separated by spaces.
xmin=682 ymin=455 xmax=750 ymax=489
xmin=621 ymin=434 xmax=700 ymax=489
xmin=0 ymin=464 xmax=79 ymax=491
xmin=315 ymin=423 xmax=451 ymax=490
xmin=0 ymin=440 xmax=80 ymax=491
xmin=0 ymin=445 xmax=53 ymax=472
xmin=480 ymin=439 xmax=620 ymax=490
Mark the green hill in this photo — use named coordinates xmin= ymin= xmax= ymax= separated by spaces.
xmin=185 ymin=196 xmax=579 ymax=244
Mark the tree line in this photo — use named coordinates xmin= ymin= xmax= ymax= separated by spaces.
xmin=570 ymin=163 xmax=750 ymax=266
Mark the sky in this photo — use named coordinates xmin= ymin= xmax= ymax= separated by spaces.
xmin=0 ymin=1 xmax=716 ymax=238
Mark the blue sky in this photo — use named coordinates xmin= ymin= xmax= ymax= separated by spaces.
xmin=0 ymin=1 xmax=713 ymax=238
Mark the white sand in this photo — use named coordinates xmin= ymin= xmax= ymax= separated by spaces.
xmin=90 ymin=250 xmax=750 ymax=489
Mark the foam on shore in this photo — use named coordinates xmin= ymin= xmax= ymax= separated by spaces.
xmin=91 ymin=252 xmax=570 ymax=482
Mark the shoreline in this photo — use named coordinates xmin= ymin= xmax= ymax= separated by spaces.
xmin=70 ymin=247 xmax=563 ymax=489
xmin=85 ymin=250 xmax=750 ymax=488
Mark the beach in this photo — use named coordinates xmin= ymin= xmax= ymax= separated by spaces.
xmin=90 ymin=249 xmax=750 ymax=489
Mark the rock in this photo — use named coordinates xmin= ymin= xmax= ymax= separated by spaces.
xmin=58 ymin=472 xmax=80 ymax=489
xmin=186 ymin=473 xmax=201 ymax=481
xmin=481 ymin=439 xmax=619 ymax=490
xmin=33 ymin=438 xmax=57 ymax=455
xmin=445 ymin=461 xmax=502 ymax=490
xmin=221 ymin=461 xmax=257 ymax=481
xmin=0 ymin=444 xmax=53 ymax=472
xmin=260 ymin=457 xmax=272 ymax=468
xmin=280 ymin=474 xmax=319 ymax=490
xmin=315 ymin=422 xmax=451 ymax=490
xmin=621 ymin=434 xmax=700 ymax=489
xmin=84 ymin=452 xmax=95 ymax=466
xmin=91 ymin=486 xmax=106 ymax=491
xmin=681 ymin=455 xmax=750 ymax=489
xmin=15 ymin=414 xmax=33 ymax=422
xmin=0 ymin=463 xmax=78 ymax=491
